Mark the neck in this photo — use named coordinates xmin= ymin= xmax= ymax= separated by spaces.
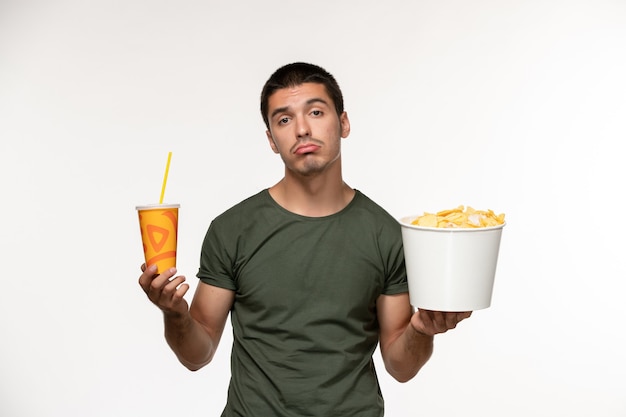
xmin=269 ymin=161 xmax=355 ymax=217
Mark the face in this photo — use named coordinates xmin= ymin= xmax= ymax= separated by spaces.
xmin=265 ymin=82 xmax=350 ymax=178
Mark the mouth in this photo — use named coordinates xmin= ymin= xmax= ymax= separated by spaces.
xmin=294 ymin=143 xmax=321 ymax=155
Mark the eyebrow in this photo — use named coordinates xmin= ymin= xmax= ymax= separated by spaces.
xmin=270 ymin=98 xmax=330 ymax=120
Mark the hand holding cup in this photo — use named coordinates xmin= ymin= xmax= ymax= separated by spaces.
xmin=138 ymin=264 xmax=190 ymax=316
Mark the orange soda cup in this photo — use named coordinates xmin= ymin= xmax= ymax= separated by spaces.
xmin=136 ymin=204 xmax=179 ymax=274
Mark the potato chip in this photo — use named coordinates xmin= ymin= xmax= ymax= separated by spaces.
xmin=411 ymin=205 xmax=505 ymax=228
xmin=415 ymin=213 xmax=438 ymax=227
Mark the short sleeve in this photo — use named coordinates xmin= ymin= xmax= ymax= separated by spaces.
xmin=381 ymin=216 xmax=408 ymax=296
xmin=196 ymin=221 xmax=237 ymax=291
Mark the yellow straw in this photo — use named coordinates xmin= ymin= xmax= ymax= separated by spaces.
xmin=159 ymin=152 xmax=172 ymax=204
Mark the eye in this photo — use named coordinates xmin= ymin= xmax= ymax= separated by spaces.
xmin=278 ymin=117 xmax=290 ymax=125
xmin=311 ymin=110 xmax=323 ymax=117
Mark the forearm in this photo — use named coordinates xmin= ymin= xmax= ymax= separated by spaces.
xmin=163 ymin=311 xmax=216 ymax=371
xmin=383 ymin=324 xmax=434 ymax=383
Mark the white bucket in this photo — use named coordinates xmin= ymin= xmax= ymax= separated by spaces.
xmin=399 ymin=216 xmax=505 ymax=311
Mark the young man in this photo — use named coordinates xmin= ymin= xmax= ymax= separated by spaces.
xmin=138 ymin=62 xmax=471 ymax=416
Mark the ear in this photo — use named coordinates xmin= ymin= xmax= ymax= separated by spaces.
xmin=340 ymin=112 xmax=351 ymax=138
xmin=266 ymin=130 xmax=279 ymax=154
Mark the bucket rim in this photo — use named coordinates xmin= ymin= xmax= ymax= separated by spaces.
xmin=398 ymin=216 xmax=506 ymax=232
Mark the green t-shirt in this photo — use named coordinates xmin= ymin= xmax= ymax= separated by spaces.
xmin=197 ymin=189 xmax=407 ymax=417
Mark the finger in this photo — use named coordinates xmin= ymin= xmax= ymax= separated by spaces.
xmin=456 ymin=311 xmax=470 ymax=321
xmin=141 ymin=266 xmax=176 ymax=303
xmin=423 ymin=309 xmax=447 ymax=334
xmin=149 ymin=266 xmax=176 ymax=293
xmin=154 ymin=276 xmax=189 ymax=311
xmin=160 ymin=274 xmax=187 ymax=298
xmin=430 ymin=311 xmax=447 ymax=330
xmin=444 ymin=312 xmax=459 ymax=329
xmin=172 ymin=282 xmax=190 ymax=302
xmin=138 ymin=264 xmax=159 ymax=290
xmin=415 ymin=308 xmax=433 ymax=328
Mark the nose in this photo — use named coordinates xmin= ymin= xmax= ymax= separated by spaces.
xmin=295 ymin=116 xmax=311 ymax=138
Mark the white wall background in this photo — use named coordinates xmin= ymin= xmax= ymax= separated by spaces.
xmin=1 ymin=0 xmax=625 ymax=416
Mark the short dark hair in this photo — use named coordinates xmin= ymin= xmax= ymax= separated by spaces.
xmin=260 ymin=62 xmax=345 ymax=129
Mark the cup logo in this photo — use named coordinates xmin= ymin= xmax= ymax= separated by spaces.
xmin=147 ymin=224 xmax=169 ymax=252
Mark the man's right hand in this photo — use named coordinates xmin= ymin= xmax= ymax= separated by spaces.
xmin=138 ymin=263 xmax=190 ymax=316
